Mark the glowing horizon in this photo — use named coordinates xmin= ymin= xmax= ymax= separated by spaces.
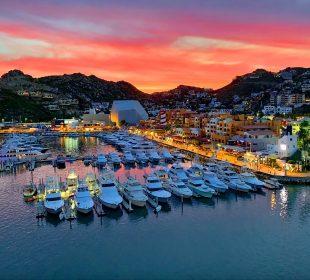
xmin=1 ymin=0 xmax=310 ymax=93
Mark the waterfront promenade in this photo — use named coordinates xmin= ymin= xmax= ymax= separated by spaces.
xmin=139 ymin=133 xmax=310 ymax=181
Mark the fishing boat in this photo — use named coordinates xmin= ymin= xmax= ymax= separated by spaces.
xmin=121 ymin=177 xmax=148 ymax=207
xmin=75 ymin=184 xmax=94 ymax=214
xmin=144 ymin=175 xmax=171 ymax=203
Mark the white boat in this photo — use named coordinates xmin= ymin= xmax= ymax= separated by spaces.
xmin=161 ymin=149 xmax=173 ymax=162
xmin=43 ymin=176 xmax=64 ymax=214
xmin=75 ymin=184 xmax=94 ymax=214
xmin=97 ymin=153 xmax=107 ymax=166
xmin=99 ymin=174 xmax=123 ymax=209
xmin=203 ymin=162 xmax=218 ymax=172
xmin=187 ymin=174 xmax=215 ymax=198
xmin=135 ymin=151 xmax=148 ymax=164
xmin=152 ymin=167 xmax=170 ymax=183
xmin=220 ymin=170 xmax=252 ymax=192
xmin=122 ymin=151 xmax=136 ymax=164
xmin=203 ymin=171 xmax=228 ymax=193
xmin=264 ymin=178 xmax=283 ymax=190
xmin=148 ymin=150 xmax=161 ymax=163
xmin=169 ymin=164 xmax=188 ymax=182
xmin=167 ymin=180 xmax=193 ymax=198
xmin=108 ymin=152 xmax=121 ymax=165
xmin=84 ymin=173 xmax=99 ymax=194
xmin=66 ymin=170 xmax=79 ymax=193
xmin=186 ymin=164 xmax=204 ymax=177
xmin=240 ymin=172 xmax=265 ymax=191
xmin=122 ymin=177 xmax=148 ymax=207
xmin=144 ymin=175 xmax=171 ymax=203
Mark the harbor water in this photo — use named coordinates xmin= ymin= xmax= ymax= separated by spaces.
xmin=0 ymin=136 xmax=310 ymax=280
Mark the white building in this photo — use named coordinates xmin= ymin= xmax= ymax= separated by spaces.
xmin=262 ymin=105 xmax=292 ymax=115
xmin=110 ymin=100 xmax=148 ymax=126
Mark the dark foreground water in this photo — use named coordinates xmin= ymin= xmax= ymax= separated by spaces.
xmin=0 ymin=137 xmax=310 ymax=280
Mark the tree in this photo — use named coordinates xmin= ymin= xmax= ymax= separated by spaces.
xmin=298 ymin=121 xmax=310 ymax=151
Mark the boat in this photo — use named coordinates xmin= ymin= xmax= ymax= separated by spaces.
xmin=65 ymin=154 xmax=77 ymax=162
xmin=97 ymin=153 xmax=107 ymax=166
xmin=169 ymin=164 xmax=189 ymax=182
xmin=203 ymin=162 xmax=218 ymax=173
xmin=55 ymin=155 xmax=66 ymax=169
xmin=148 ymin=150 xmax=161 ymax=163
xmin=23 ymin=183 xmax=37 ymax=200
xmin=121 ymin=177 xmax=148 ymax=207
xmin=66 ymin=170 xmax=79 ymax=193
xmin=84 ymin=173 xmax=99 ymax=194
xmin=203 ymin=171 xmax=228 ymax=193
xmin=83 ymin=155 xmax=93 ymax=166
xmin=161 ymin=149 xmax=174 ymax=162
xmin=98 ymin=173 xmax=123 ymax=209
xmin=122 ymin=151 xmax=136 ymax=164
xmin=144 ymin=175 xmax=171 ymax=203
xmin=152 ymin=167 xmax=170 ymax=183
xmin=135 ymin=151 xmax=148 ymax=164
xmin=264 ymin=178 xmax=283 ymax=190
xmin=186 ymin=163 xmax=204 ymax=177
xmin=43 ymin=176 xmax=64 ymax=214
xmin=239 ymin=172 xmax=265 ymax=191
xmin=187 ymin=174 xmax=215 ymax=198
xmin=166 ymin=180 xmax=193 ymax=198
xmin=108 ymin=152 xmax=121 ymax=165
xmin=219 ymin=170 xmax=252 ymax=192
xmin=75 ymin=184 xmax=94 ymax=214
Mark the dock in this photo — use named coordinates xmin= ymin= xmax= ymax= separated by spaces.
xmin=36 ymin=201 xmax=46 ymax=218
xmin=93 ymin=196 xmax=105 ymax=216
xmin=146 ymin=197 xmax=162 ymax=213
xmin=59 ymin=198 xmax=76 ymax=220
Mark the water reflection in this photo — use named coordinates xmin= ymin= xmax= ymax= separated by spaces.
xmin=76 ymin=211 xmax=95 ymax=226
xmin=279 ymin=188 xmax=288 ymax=218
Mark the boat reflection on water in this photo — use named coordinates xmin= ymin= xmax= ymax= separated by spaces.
xmin=77 ymin=211 xmax=95 ymax=226
xmin=45 ymin=214 xmax=63 ymax=227
xmin=270 ymin=191 xmax=277 ymax=210
xmin=127 ymin=207 xmax=148 ymax=222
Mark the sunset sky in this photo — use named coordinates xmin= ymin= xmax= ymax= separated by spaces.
xmin=1 ymin=0 xmax=310 ymax=92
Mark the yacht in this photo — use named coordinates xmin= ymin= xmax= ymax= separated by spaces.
xmin=152 ymin=167 xmax=170 ymax=183
xmin=220 ymin=170 xmax=252 ymax=192
xmin=122 ymin=177 xmax=148 ymax=207
xmin=186 ymin=164 xmax=204 ymax=177
xmin=264 ymin=178 xmax=283 ymax=190
xmin=203 ymin=162 xmax=218 ymax=173
xmin=169 ymin=164 xmax=189 ymax=182
xmin=135 ymin=151 xmax=148 ymax=164
xmin=66 ymin=170 xmax=79 ymax=193
xmin=148 ymin=150 xmax=161 ymax=163
xmin=108 ymin=152 xmax=121 ymax=165
xmin=43 ymin=176 xmax=64 ymax=214
xmin=203 ymin=171 xmax=229 ymax=193
xmin=240 ymin=172 xmax=265 ymax=191
xmin=187 ymin=174 xmax=215 ymax=198
xmin=167 ymin=180 xmax=193 ymax=198
xmin=84 ymin=173 xmax=99 ymax=194
xmin=97 ymin=154 xmax=107 ymax=166
xmin=75 ymin=184 xmax=94 ymax=214
xmin=122 ymin=151 xmax=136 ymax=165
xmin=161 ymin=149 xmax=173 ymax=162
xmin=144 ymin=175 xmax=171 ymax=203
xmin=99 ymin=174 xmax=123 ymax=209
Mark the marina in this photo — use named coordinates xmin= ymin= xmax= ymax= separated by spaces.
xmin=1 ymin=133 xmax=310 ymax=279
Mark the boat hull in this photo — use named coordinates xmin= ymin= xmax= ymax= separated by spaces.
xmin=147 ymin=192 xmax=170 ymax=203
xmin=76 ymin=206 xmax=93 ymax=214
xmin=45 ymin=206 xmax=62 ymax=214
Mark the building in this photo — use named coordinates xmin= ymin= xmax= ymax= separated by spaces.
xmin=82 ymin=109 xmax=112 ymax=126
xmin=110 ymin=100 xmax=148 ymax=126
xmin=262 ymin=105 xmax=292 ymax=115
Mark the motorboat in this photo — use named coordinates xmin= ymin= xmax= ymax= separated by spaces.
xmin=240 ymin=172 xmax=265 ymax=191
xmin=264 ymin=178 xmax=283 ymax=190
xmin=84 ymin=173 xmax=99 ymax=194
xmin=144 ymin=175 xmax=171 ymax=203
xmin=152 ymin=167 xmax=170 ymax=183
xmin=122 ymin=151 xmax=136 ymax=164
xmin=83 ymin=155 xmax=93 ymax=166
xmin=43 ymin=176 xmax=64 ymax=214
xmin=203 ymin=162 xmax=218 ymax=173
xmin=172 ymin=151 xmax=185 ymax=161
xmin=161 ymin=149 xmax=173 ymax=162
xmin=148 ymin=150 xmax=161 ymax=163
xmin=121 ymin=177 xmax=148 ymax=207
xmin=75 ymin=184 xmax=94 ymax=214
xmin=203 ymin=171 xmax=228 ymax=193
xmin=219 ymin=170 xmax=252 ymax=192
xmin=99 ymin=174 xmax=123 ymax=209
xmin=187 ymin=174 xmax=215 ymax=198
xmin=97 ymin=153 xmax=107 ymax=166
xmin=55 ymin=155 xmax=66 ymax=169
xmin=186 ymin=164 xmax=204 ymax=177
xmin=135 ymin=151 xmax=148 ymax=164
xmin=66 ymin=170 xmax=79 ymax=193
xmin=169 ymin=164 xmax=188 ymax=182
xmin=167 ymin=180 xmax=193 ymax=198
xmin=108 ymin=152 xmax=121 ymax=165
